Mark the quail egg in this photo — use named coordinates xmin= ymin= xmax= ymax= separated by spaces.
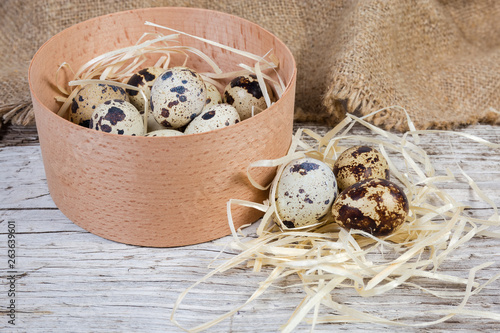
xmin=184 ymin=103 xmax=240 ymax=134
xmin=331 ymin=178 xmax=409 ymax=236
xmin=150 ymin=66 xmax=207 ymax=129
xmin=333 ymin=146 xmax=390 ymax=192
xmin=126 ymin=66 xmax=165 ymax=112
xmin=204 ymin=81 xmax=222 ymax=110
xmin=70 ymin=83 xmax=128 ymax=127
xmin=145 ymin=129 xmax=184 ymax=137
xmin=89 ymin=99 xmax=144 ymax=136
xmin=223 ymin=74 xmax=274 ymax=120
xmin=275 ymin=157 xmax=338 ymax=229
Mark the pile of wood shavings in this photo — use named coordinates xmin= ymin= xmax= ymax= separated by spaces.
xmin=172 ymin=107 xmax=500 ymax=332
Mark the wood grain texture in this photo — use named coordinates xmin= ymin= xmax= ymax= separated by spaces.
xmin=1 ymin=123 xmax=500 ymax=332
xmin=0 ymin=124 xmax=39 ymax=148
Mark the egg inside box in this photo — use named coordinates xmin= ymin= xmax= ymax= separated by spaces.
xmin=29 ymin=8 xmax=296 ymax=247
xmin=68 ymin=49 xmax=277 ymax=134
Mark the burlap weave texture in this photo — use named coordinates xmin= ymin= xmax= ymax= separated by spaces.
xmin=0 ymin=0 xmax=499 ymax=131
xmin=322 ymin=0 xmax=500 ymax=130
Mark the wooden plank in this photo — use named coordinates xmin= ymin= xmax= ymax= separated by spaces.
xmin=0 ymin=124 xmax=39 ymax=148
xmin=1 ymin=123 xmax=500 ymax=332
xmin=0 ymin=145 xmax=56 ymax=209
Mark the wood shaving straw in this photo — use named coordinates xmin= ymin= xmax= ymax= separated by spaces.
xmin=171 ymin=107 xmax=500 ymax=332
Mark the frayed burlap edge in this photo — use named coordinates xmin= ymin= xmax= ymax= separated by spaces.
xmin=322 ymin=74 xmax=405 ymax=130
xmin=323 ymin=73 xmax=500 ymax=132
xmin=0 ymin=102 xmax=35 ymax=130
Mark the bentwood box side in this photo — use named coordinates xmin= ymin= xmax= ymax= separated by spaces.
xmin=28 ymin=7 xmax=297 ymax=247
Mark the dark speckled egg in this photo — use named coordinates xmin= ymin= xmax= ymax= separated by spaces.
xmin=333 ymin=146 xmax=390 ymax=192
xmin=223 ymin=74 xmax=274 ymax=120
xmin=90 ymin=99 xmax=144 ymax=136
xmin=331 ymin=178 xmax=409 ymax=236
xmin=150 ymin=66 xmax=207 ymax=129
xmin=126 ymin=66 xmax=164 ymax=113
xmin=69 ymin=83 xmax=128 ymax=128
xmin=275 ymin=157 xmax=337 ymax=229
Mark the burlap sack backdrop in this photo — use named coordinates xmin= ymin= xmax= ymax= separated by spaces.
xmin=1 ymin=0 xmax=499 ymax=131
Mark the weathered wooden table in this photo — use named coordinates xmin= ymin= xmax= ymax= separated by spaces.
xmin=1 ymin=122 xmax=499 ymax=332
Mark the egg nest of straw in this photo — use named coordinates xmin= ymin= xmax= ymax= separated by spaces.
xmin=172 ymin=108 xmax=500 ymax=332
xmin=54 ymin=21 xmax=284 ymax=136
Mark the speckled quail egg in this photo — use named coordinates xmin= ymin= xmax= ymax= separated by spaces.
xmin=203 ymin=81 xmax=222 ymax=110
xmin=223 ymin=74 xmax=274 ymax=120
xmin=333 ymin=146 xmax=390 ymax=192
xmin=89 ymin=99 xmax=144 ymax=136
xmin=150 ymin=66 xmax=207 ymax=129
xmin=331 ymin=178 xmax=409 ymax=236
xmin=184 ymin=103 xmax=240 ymax=134
xmin=275 ymin=157 xmax=338 ymax=229
xmin=126 ymin=66 xmax=165 ymax=112
xmin=70 ymin=83 xmax=128 ymax=127
xmin=145 ymin=129 xmax=184 ymax=137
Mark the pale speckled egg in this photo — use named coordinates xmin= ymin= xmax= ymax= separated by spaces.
xmin=150 ymin=66 xmax=207 ymax=129
xmin=145 ymin=129 xmax=184 ymax=137
xmin=70 ymin=83 xmax=128 ymax=127
xmin=126 ymin=67 xmax=165 ymax=112
xmin=184 ymin=103 xmax=240 ymax=134
xmin=333 ymin=146 xmax=390 ymax=192
xmin=204 ymin=81 xmax=222 ymax=110
xmin=223 ymin=74 xmax=274 ymax=120
xmin=331 ymin=178 xmax=409 ymax=236
xmin=89 ymin=99 xmax=144 ymax=136
xmin=275 ymin=157 xmax=338 ymax=229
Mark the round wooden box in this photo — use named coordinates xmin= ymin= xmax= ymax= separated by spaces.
xmin=28 ymin=7 xmax=296 ymax=247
